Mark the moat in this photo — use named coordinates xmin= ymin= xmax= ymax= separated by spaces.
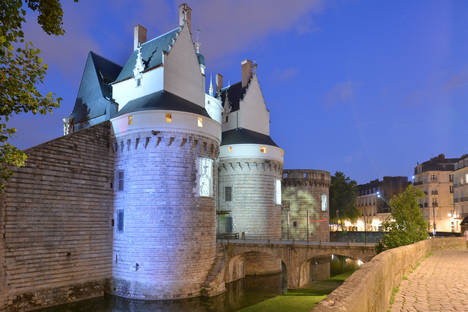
xmin=38 ymin=256 xmax=359 ymax=312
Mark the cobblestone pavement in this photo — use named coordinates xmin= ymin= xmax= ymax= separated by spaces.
xmin=391 ymin=249 xmax=468 ymax=312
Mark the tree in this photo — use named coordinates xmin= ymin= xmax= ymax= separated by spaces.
xmin=329 ymin=171 xmax=359 ymax=228
xmin=377 ymin=185 xmax=428 ymax=252
xmin=0 ymin=0 xmax=77 ymax=190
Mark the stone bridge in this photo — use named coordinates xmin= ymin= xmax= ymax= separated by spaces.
xmin=215 ymin=240 xmax=376 ymax=290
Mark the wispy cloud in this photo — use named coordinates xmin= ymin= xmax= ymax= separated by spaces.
xmin=271 ymin=67 xmax=299 ymax=81
xmin=325 ymin=81 xmax=357 ymax=108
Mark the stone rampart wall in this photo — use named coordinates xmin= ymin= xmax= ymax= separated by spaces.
xmin=313 ymin=237 xmax=466 ymax=312
xmin=0 ymin=122 xmax=114 ymax=312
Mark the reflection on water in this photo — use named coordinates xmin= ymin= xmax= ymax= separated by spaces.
xmin=330 ymin=254 xmax=361 ymax=276
xmin=38 ymin=274 xmax=286 ymax=312
xmin=37 ymin=256 xmax=356 ymax=312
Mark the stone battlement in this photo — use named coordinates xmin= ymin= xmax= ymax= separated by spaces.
xmin=282 ymin=169 xmax=331 ymax=187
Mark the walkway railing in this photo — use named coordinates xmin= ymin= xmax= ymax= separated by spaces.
xmin=217 ymin=239 xmax=374 ymax=247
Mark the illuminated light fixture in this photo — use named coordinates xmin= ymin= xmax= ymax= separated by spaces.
xmin=128 ymin=115 xmax=133 ymax=125
xmin=165 ymin=113 xmax=172 ymax=123
xmin=197 ymin=117 xmax=203 ymax=127
xmin=376 ymin=191 xmax=381 ymax=198
xmin=357 ymin=259 xmax=363 ymax=266
xmin=228 ymin=146 xmax=232 ymax=153
xmin=260 ymin=146 xmax=267 ymax=153
xmin=448 ymin=213 xmax=452 ymax=217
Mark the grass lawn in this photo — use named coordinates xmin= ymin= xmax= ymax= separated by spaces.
xmin=238 ymin=271 xmax=356 ymax=312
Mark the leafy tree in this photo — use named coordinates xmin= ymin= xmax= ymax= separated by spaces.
xmin=329 ymin=171 xmax=359 ymax=228
xmin=377 ymin=185 xmax=428 ymax=252
xmin=0 ymin=0 xmax=77 ymax=190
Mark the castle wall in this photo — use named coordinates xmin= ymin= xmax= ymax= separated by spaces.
xmin=218 ymin=158 xmax=283 ymax=240
xmin=0 ymin=122 xmax=114 ymax=312
xmin=282 ymin=170 xmax=331 ymax=242
xmin=110 ymin=123 xmax=219 ymax=300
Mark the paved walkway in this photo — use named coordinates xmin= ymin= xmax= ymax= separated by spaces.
xmin=391 ymin=249 xmax=468 ymax=312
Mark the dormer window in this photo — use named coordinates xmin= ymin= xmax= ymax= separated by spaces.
xmin=197 ymin=117 xmax=203 ymax=127
xmin=166 ymin=113 xmax=172 ymax=123
xmin=260 ymin=146 xmax=267 ymax=153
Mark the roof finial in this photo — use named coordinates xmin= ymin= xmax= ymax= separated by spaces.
xmin=133 ymin=43 xmax=144 ymax=86
xmin=209 ymin=74 xmax=213 ymax=96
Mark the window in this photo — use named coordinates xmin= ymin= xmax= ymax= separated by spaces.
xmin=197 ymin=117 xmax=203 ymax=127
xmin=117 ymin=171 xmax=124 ymax=191
xmin=292 ymin=221 xmax=297 ymax=227
xmin=165 ymin=113 xmax=172 ymax=123
xmin=431 ymin=174 xmax=437 ymax=181
xmin=228 ymin=146 xmax=232 ymax=153
xmin=450 ymin=185 xmax=453 ymax=193
xmin=431 ymin=189 xmax=438 ymax=195
xmin=225 ymin=186 xmax=232 ymax=202
xmin=321 ymin=194 xmax=327 ymax=211
xmin=117 ymin=210 xmax=124 ymax=232
xmin=225 ymin=115 xmax=229 ymax=123
xmin=198 ymin=158 xmax=213 ymax=197
xmin=128 ymin=115 xmax=133 ymax=125
xmin=275 ymin=179 xmax=282 ymax=205
xmin=449 ymin=174 xmax=454 ymax=182
xmin=260 ymin=146 xmax=267 ymax=153
xmin=465 ymin=173 xmax=468 ymax=184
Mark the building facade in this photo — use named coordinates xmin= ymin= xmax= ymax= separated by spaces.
xmin=452 ymin=154 xmax=468 ymax=232
xmin=354 ymin=177 xmax=409 ymax=231
xmin=281 ymin=170 xmax=331 ymax=241
xmin=414 ymin=154 xmax=457 ymax=233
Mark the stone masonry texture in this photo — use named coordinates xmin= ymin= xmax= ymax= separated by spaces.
xmin=111 ymin=130 xmax=219 ymax=300
xmin=282 ymin=170 xmax=330 ymax=242
xmin=391 ymin=249 xmax=468 ymax=312
xmin=0 ymin=122 xmax=115 ymax=312
xmin=218 ymin=158 xmax=283 ymax=240
xmin=313 ymin=237 xmax=466 ymax=312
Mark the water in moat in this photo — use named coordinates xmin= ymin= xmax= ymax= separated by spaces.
xmin=38 ymin=256 xmax=358 ymax=312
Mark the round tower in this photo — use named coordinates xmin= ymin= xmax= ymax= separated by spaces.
xmin=218 ymin=129 xmax=284 ymax=240
xmin=110 ymin=103 xmax=220 ymax=300
xmin=281 ymin=169 xmax=331 ymax=241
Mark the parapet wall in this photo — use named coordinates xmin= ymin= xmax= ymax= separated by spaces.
xmin=313 ymin=237 xmax=466 ymax=312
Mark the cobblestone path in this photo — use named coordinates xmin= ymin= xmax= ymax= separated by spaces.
xmin=391 ymin=249 xmax=468 ymax=312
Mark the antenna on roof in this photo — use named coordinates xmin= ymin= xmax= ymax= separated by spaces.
xmin=194 ymin=28 xmax=201 ymax=53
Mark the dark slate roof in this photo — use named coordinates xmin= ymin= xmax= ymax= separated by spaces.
xmin=414 ymin=154 xmax=458 ymax=174
xmin=70 ymin=51 xmax=122 ymax=123
xmin=116 ymin=90 xmax=209 ymax=117
xmin=221 ymin=128 xmax=278 ymax=147
xmin=114 ymin=27 xmax=181 ymax=83
xmin=219 ymin=81 xmax=247 ymax=112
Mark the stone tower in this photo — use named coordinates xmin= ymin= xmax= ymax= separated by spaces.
xmin=282 ymin=169 xmax=331 ymax=241
xmin=108 ymin=4 xmax=221 ymax=300
xmin=217 ymin=60 xmax=284 ymax=240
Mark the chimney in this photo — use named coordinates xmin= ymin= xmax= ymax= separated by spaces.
xmin=241 ymin=59 xmax=254 ymax=87
xmin=215 ymin=73 xmax=223 ymax=93
xmin=134 ymin=24 xmax=147 ymax=51
xmin=179 ymin=3 xmax=192 ymax=33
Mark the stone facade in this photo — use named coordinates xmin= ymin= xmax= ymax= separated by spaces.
xmin=281 ymin=169 xmax=330 ymax=241
xmin=0 ymin=122 xmax=114 ymax=311
xmin=110 ymin=129 xmax=219 ymax=300
xmin=453 ymin=155 xmax=468 ymax=231
xmin=414 ymin=154 xmax=457 ymax=232
xmin=218 ymin=159 xmax=283 ymax=240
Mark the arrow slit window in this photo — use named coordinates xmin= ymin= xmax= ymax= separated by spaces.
xmin=198 ymin=157 xmax=213 ymax=197
xmin=321 ymin=194 xmax=327 ymax=211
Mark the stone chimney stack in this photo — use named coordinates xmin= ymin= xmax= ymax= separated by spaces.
xmin=134 ymin=24 xmax=147 ymax=51
xmin=179 ymin=3 xmax=192 ymax=33
xmin=216 ymin=73 xmax=223 ymax=93
xmin=241 ymin=59 xmax=254 ymax=87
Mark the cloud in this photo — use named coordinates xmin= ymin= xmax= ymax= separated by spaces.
xmin=325 ymin=81 xmax=357 ymax=108
xmin=271 ymin=67 xmax=299 ymax=81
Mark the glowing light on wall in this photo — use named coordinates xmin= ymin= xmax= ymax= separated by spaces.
xmin=321 ymin=194 xmax=327 ymax=211
xmin=197 ymin=117 xmax=203 ymax=127
xmin=165 ymin=113 xmax=172 ymax=123
xmin=128 ymin=115 xmax=133 ymax=125
xmin=228 ymin=146 xmax=232 ymax=153
xmin=260 ymin=146 xmax=267 ymax=153
xmin=198 ymin=157 xmax=213 ymax=197
xmin=275 ymin=179 xmax=282 ymax=205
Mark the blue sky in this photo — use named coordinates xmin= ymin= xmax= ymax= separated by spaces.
xmin=8 ymin=0 xmax=468 ymax=184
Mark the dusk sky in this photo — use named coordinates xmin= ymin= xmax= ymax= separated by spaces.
xmin=8 ymin=0 xmax=468 ymax=184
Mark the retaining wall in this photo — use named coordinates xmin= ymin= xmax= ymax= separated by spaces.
xmin=313 ymin=237 xmax=466 ymax=312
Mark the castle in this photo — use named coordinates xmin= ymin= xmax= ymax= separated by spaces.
xmin=0 ymin=4 xmax=330 ymax=311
